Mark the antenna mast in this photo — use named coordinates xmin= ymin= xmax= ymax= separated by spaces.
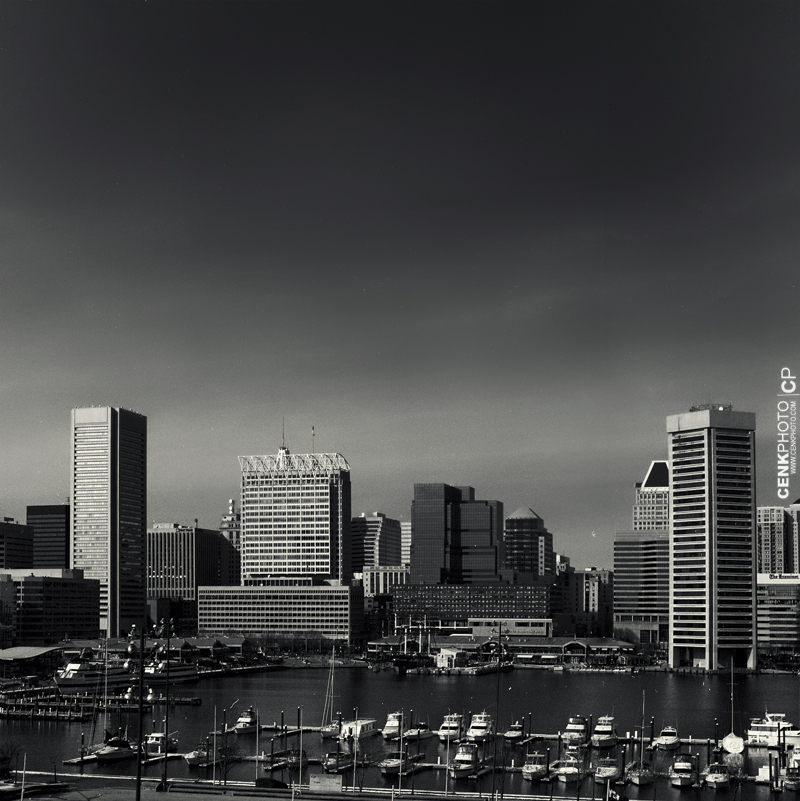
xmin=312 ymin=425 xmax=315 ymax=454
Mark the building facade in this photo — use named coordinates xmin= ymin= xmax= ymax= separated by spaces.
xmin=410 ymin=484 xmax=503 ymax=584
xmin=400 ymin=521 xmax=411 ymax=567
xmin=351 ymin=512 xmax=402 ymax=571
xmin=756 ymin=572 xmax=800 ymax=653
xmin=219 ymin=499 xmax=242 ymax=584
xmin=667 ymin=404 xmax=757 ymax=670
xmin=503 ymin=507 xmax=555 ymax=576
xmin=632 ymin=461 xmax=670 ymax=531
xmin=27 ymin=505 xmax=70 ymax=569
xmin=70 ymin=406 xmax=147 ymax=637
xmin=757 ymin=505 xmax=800 ymax=574
xmin=0 ymin=518 xmax=34 ymax=569
xmin=239 ymin=448 xmax=352 ymax=584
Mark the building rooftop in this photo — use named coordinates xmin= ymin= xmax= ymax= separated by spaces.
xmin=507 ymin=507 xmax=543 ymax=520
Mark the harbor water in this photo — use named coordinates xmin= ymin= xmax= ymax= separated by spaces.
xmin=3 ymin=666 xmax=798 ymax=798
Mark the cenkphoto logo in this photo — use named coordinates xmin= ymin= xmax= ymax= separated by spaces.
xmin=777 ymin=368 xmax=798 ymax=500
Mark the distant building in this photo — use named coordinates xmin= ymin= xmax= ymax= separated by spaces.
xmin=553 ymin=567 xmax=614 ymax=638
xmin=70 ymin=406 xmax=147 ymax=638
xmin=503 ymin=507 xmax=555 ymax=576
xmin=632 ymin=461 xmax=670 ymax=530
xmin=239 ymin=448 xmax=352 ymax=584
xmin=757 ymin=504 xmax=800 ymax=574
xmin=197 ymin=579 xmax=364 ymax=645
xmin=27 ymin=505 xmax=70 ymax=569
xmin=756 ymin=573 xmax=800 ymax=652
xmin=0 ymin=568 xmax=100 ymax=645
xmin=362 ymin=565 xmax=409 ymax=597
xmin=410 ymin=484 xmax=503 ymax=584
xmin=667 ymin=404 xmax=757 ymax=670
xmin=400 ymin=522 xmax=411 ymax=567
xmin=0 ymin=518 xmax=33 ymax=569
xmin=351 ymin=513 xmax=402 ymax=571
xmin=219 ymin=499 xmax=242 ymax=583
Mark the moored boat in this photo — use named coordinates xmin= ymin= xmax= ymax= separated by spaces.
xmin=702 ymin=762 xmax=731 ymax=789
xmin=184 ymin=742 xmax=210 ymax=766
xmin=449 ymin=742 xmax=479 ymax=778
xmin=231 ymin=705 xmax=259 ymax=735
xmin=141 ymin=660 xmax=199 ymax=685
xmin=521 ymin=752 xmax=548 ymax=781
xmin=95 ymin=735 xmax=136 ymax=763
xmin=466 ymin=711 xmax=493 ymax=742
xmin=405 ymin=720 xmax=430 ymax=740
xmin=594 ymin=757 xmax=621 ymax=784
xmin=557 ymin=754 xmax=582 ymax=783
xmin=563 ymin=714 xmax=589 ymax=746
xmin=746 ymin=712 xmax=794 ymax=747
xmin=339 ymin=718 xmax=379 ymax=740
xmin=655 ymin=725 xmax=681 ymax=751
xmin=144 ymin=730 xmax=178 ymax=755
xmin=437 ymin=713 xmax=463 ymax=742
xmin=503 ymin=721 xmax=524 ymax=742
xmin=382 ymin=711 xmax=405 ymax=740
xmin=591 ymin=715 xmax=618 ymax=748
xmin=669 ymin=754 xmax=698 ymax=788
xmin=322 ymin=751 xmax=354 ymax=773
xmin=55 ymin=661 xmax=132 ymax=692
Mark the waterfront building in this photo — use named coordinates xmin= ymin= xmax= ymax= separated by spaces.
xmin=197 ymin=579 xmax=364 ymax=645
xmin=70 ymin=406 xmax=147 ymax=638
xmin=393 ymin=582 xmax=550 ymax=630
xmin=219 ymin=499 xmax=242 ymax=583
xmin=633 ymin=461 xmax=670 ymax=530
xmin=0 ymin=568 xmax=100 ymax=644
xmin=756 ymin=573 xmax=800 ymax=652
xmin=410 ymin=484 xmax=503 ymax=584
xmin=0 ymin=574 xmax=15 ymax=648
xmin=351 ymin=512 xmax=402 ymax=571
xmin=400 ymin=521 xmax=411 ymax=567
xmin=613 ymin=530 xmax=669 ymax=645
xmin=757 ymin=504 xmax=800 ymax=574
xmin=503 ymin=507 xmax=555 ymax=576
xmin=147 ymin=522 xmax=239 ymax=632
xmin=667 ymin=404 xmax=757 ymax=670
xmin=27 ymin=505 xmax=70 ymax=569
xmin=239 ymin=448 xmax=352 ymax=584
xmin=0 ymin=518 xmax=33 ymax=569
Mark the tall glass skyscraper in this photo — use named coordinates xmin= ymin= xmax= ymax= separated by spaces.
xmin=239 ymin=448 xmax=351 ymax=584
xmin=70 ymin=407 xmax=147 ymax=638
xmin=667 ymin=404 xmax=756 ymax=670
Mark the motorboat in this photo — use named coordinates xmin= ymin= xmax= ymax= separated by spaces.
xmin=655 ymin=725 xmax=681 ymax=751
xmin=95 ymin=735 xmax=137 ymax=763
xmin=382 ymin=711 xmax=405 ymax=740
xmin=466 ymin=711 xmax=493 ymax=742
xmin=503 ymin=721 xmax=524 ymax=742
xmin=405 ymin=720 xmax=430 ymax=740
xmin=437 ymin=713 xmax=463 ymax=742
xmin=557 ymin=754 xmax=582 ymax=783
xmin=594 ymin=757 xmax=621 ymax=784
xmin=520 ymin=752 xmax=548 ymax=781
xmin=669 ymin=754 xmax=698 ymax=788
xmin=591 ymin=715 xmax=618 ymax=748
xmin=322 ymin=751 xmax=354 ymax=773
xmin=378 ymin=749 xmax=423 ymax=776
xmin=449 ymin=742 xmax=479 ymax=778
xmin=339 ymin=718 xmax=379 ymax=740
xmin=144 ymin=730 xmax=178 ymax=755
xmin=286 ymin=749 xmax=307 ymax=770
xmin=55 ymin=661 xmax=132 ymax=692
xmin=232 ymin=705 xmax=259 ymax=735
xmin=184 ymin=742 xmax=210 ymax=766
xmin=746 ymin=712 xmax=794 ymax=747
xmin=563 ymin=714 xmax=589 ymax=746
xmin=141 ymin=660 xmax=199 ymax=684
xmin=702 ymin=762 xmax=731 ymax=789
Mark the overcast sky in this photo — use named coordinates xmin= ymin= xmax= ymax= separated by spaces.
xmin=1 ymin=1 xmax=798 ymax=568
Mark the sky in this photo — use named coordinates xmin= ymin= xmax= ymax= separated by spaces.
xmin=1 ymin=1 xmax=798 ymax=569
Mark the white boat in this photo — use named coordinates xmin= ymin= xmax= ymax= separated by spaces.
xmin=55 ymin=661 xmax=132 ymax=691
xmin=563 ymin=714 xmax=589 ymax=746
xmin=521 ymin=752 xmax=548 ymax=781
xmin=702 ymin=762 xmax=730 ymax=789
xmin=437 ymin=713 xmax=463 ymax=742
xmin=320 ymin=646 xmax=341 ymax=738
xmin=95 ymin=735 xmax=136 ymax=763
xmin=322 ymin=751 xmax=354 ymax=773
xmin=449 ymin=742 xmax=479 ymax=778
xmin=591 ymin=715 xmax=618 ymax=748
xmin=669 ymin=754 xmax=698 ymax=787
xmin=184 ymin=742 xmax=210 ymax=766
xmin=722 ymin=658 xmax=744 ymax=754
xmin=144 ymin=730 xmax=178 ymax=755
xmin=746 ymin=712 xmax=794 ymax=747
xmin=557 ymin=754 xmax=582 ymax=783
xmin=339 ymin=718 xmax=379 ymax=740
xmin=405 ymin=720 xmax=430 ymax=740
xmin=142 ymin=660 xmax=199 ymax=685
xmin=466 ymin=711 xmax=493 ymax=742
xmin=382 ymin=711 xmax=405 ymax=740
xmin=594 ymin=757 xmax=621 ymax=784
xmin=232 ymin=705 xmax=259 ymax=735
xmin=625 ymin=692 xmax=652 ymax=786
xmin=503 ymin=721 xmax=524 ymax=742
xmin=655 ymin=725 xmax=681 ymax=751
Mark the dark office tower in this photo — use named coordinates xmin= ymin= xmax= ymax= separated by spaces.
xmin=410 ymin=484 xmax=503 ymax=584
xmin=0 ymin=518 xmax=34 ymax=568
xmin=503 ymin=508 xmax=555 ymax=576
xmin=70 ymin=407 xmax=147 ymax=638
xmin=27 ymin=505 xmax=70 ymax=569
xmin=667 ymin=404 xmax=756 ymax=671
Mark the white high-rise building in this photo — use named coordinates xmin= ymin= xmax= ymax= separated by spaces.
xmin=667 ymin=404 xmax=756 ymax=671
xmin=70 ymin=406 xmax=147 ymax=637
xmin=239 ymin=448 xmax=351 ymax=584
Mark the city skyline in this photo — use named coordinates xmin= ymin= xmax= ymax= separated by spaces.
xmin=1 ymin=1 xmax=797 ymax=569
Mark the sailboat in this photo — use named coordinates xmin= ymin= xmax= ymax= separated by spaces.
xmin=625 ymin=692 xmax=652 ymax=786
xmin=722 ymin=658 xmax=744 ymax=755
xmin=320 ymin=644 xmax=340 ymax=738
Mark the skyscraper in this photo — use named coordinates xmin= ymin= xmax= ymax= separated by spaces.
xmin=27 ymin=504 xmax=70 ymax=569
xmin=632 ymin=461 xmax=670 ymax=530
xmin=667 ymin=404 xmax=756 ymax=670
xmin=219 ymin=499 xmax=242 ymax=584
xmin=756 ymin=503 xmax=800 ymax=574
xmin=239 ymin=447 xmax=351 ymax=584
xmin=503 ymin=507 xmax=555 ymax=576
xmin=70 ymin=406 xmax=147 ymax=637
xmin=351 ymin=512 xmax=402 ymax=571
xmin=410 ymin=484 xmax=503 ymax=584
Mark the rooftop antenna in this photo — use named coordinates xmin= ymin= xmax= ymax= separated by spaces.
xmin=312 ymin=425 xmax=315 ymax=454
xmin=282 ymin=416 xmax=285 ymax=449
